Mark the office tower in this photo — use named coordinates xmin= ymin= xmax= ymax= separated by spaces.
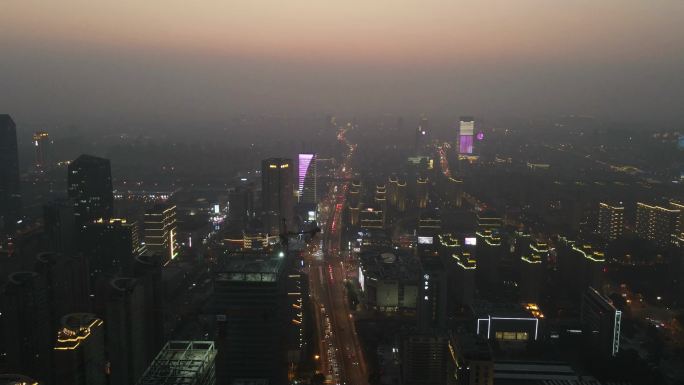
xmin=67 ymin=154 xmax=114 ymax=225
xmin=228 ymin=184 xmax=255 ymax=226
xmin=458 ymin=116 xmax=475 ymax=155
xmin=261 ymin=158 xmax=294 ymax=235
xmin=143 ymin=204 xmax=177 ymax=263
xmin=581 ymin=287 xmax=622 ymax=357
xmin=298 ymin=153 xmax=317 ymax=204
xmin=447 ymin=177 xmax=463 ymax=208
xmin=402 ymin=334 xmax=448 ymax=385
xmin=131 ymin=254 xmax=165 ymax=364
xmin=106 ymin=277 xmax=150 ymax=385
xmin=415 ymin=114 xmax=430 ymax=153
xmin=80 ymin=218 xmax=139 ymax=279
xmin=475 ymin=230 xmax=503 ymax=292
xmin=635 ymin=202 xmax=680 ymax=247
xmin=418 ymin=256 xmax=448 ymax=331
xmin=450 ymin=250 xmax=476 ymax=307
xmin=43 ymin=199 xmax=75 ymax=253
xmin=0 ymin=114 xmax=22 ymax=234
xmin=0 ymin=272 xmax=53 ymax=383
xmin=137 ymin=341 xmax=217 ymax=385
xmin=211 ymin=252 xmax=288 ymax=385
xmin=520 ymin=239 xmax=547 ymax=303
xmin=556 ymin=238 xmax=605 ymax=300
xmin=375 ymin=184 xmax=387 ymax=227
xmin=397 ymin=178 xmax=407 ymax=212
xmin=388 ymin=175 xmax=399 ymax=206
xmin=597 ymin=202 xmax=624 ymax=241
xmin=416 ymin=176 xmax=429 ymax=209
xmin=447 ymin=334 xmax=493 ymax=385
xmin=359 ymin=206 xmax=384 ymax=229
xmin=53 ymin=313 xmax=106 ymax=385
xmin=32 ymin=131 xmax=51 ymax=170
xmin=35 ymin=252 xmax=90 ymax=329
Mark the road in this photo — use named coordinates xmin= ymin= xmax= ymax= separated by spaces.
xmin=308 ymin=122 xmax=367 ymax=385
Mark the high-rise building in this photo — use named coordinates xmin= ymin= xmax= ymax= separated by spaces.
xmin=80 ymin=218 xmax=140 ymax=279
xmin=449 ymin=250 xmax=476 ymax=307
xmin=137 ymin=341 xmax=216 ymax=385
xmin=35 ymin=252 xmax=90 ymax=330
xmin=106 ymin=277 xmax=151 ymax=385
xmin=416 ymin=176 xmax=429 ymax=209
xmin=520 ymin=239 xmax=548 ymax=303
xmin=597 ymin=202 xmax=624 ymax=241
xmin=415 ymin=115 xmax=430 ymax=153
xmin=210 ymin=252 xmax=288 ymax=385
xmin=401 ymin=334 xmax=448 ymax=385
xmin=143 ymin=204 xmax=177 ymax=263
xmin=228 ymin=184 xmax=255 ymax=226
xmin=0 ymin=272 xmax=53 ymax=383
xmin=0 ymin=114 xmax=22 ymax=234
xmin=43 ymin=199 xmax=76 ymax=253
xmin=418 ymin=256 xmax=448 ymax=331
xmin=635 ymin=202 xmax=680 ymax=247
xmin=53 ymin=313 xmax=106 ymax=385
xmin=32 ymin=131 xmax=51 ymax=170
xmin=669 ymin=201 xmax=684 ymax=237
xmin=261 ymin=158 xmax=294 ymax=234
xmin=397 ymin=179 xmax=407 ymax=212
xmin=557 ymin=238 xmax=605 ymax=300
xmin=581 ymin=287 xmax=622 ymax=357
xmin=458 ymin=117 xmax=475 ymax=155
xmin=298 ymin=153 xmax=317 ymax=205
xmin=67 ymin=154 xmax=114 ymax=225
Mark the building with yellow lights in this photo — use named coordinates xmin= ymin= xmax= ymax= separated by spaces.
xmin=54 ymin=313 xmax=106 ymax=385
xmin=143 ymin=204 xmax=178 ymax=263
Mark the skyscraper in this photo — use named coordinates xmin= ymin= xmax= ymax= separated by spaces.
xmin=32 ymin=131 xmax=51 ymax=170
xmin=210 ymin=252 xmax=288 ymax=385
xmin=261 ymin=158 xmax=294 ymax=234
xmin=142 ymin=204 xmax=178 ymax=263
xmin=298 ymin=153 xmax=317 ymax=205
xmin=458 ymin=116 xmax=475 ymax=155
xmin=635 ymin=202 xmax=680 ymax=247
xmin=597 ymin=202 xmax=625 ymax=241
xmin=0 ymin=114 xmax=22 ymax=234
xmin=581 ymin=287 xmax=622 ymax=357
xmin=67 ymin=154 xmax=114 ymax=225
xmin=0 ymin=272 xmax=53 ymax=383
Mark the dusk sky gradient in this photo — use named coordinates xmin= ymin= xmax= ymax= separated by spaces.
xmin=2 ymin=0 xmax=683 ymax=125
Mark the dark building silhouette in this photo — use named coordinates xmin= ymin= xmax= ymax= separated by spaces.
xmin=35 ymin=252 xmax=90 ymax=330
xmin=105 ymin=277 xmax=149 ymax=385
xmin=0 ymin=114 xmax=22 ymax=234
xmin=211 ymin=252 xmax=288 ymax=385
xmin=67 ymin=154 xmax=114 ymax=225
xmin=43 ymin=199 xmax=76 ymax=253
xmin=261 ymin=158 xmax=294 ymax=234
xmin=581 ymin=287 xmax=622 ymax=357
xmin=228 ymin=184 xmax=255 ymax=226
xmin=0 ymin=272 xmax=53 ymax=383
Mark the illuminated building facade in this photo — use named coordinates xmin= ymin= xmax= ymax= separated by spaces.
xmin=0 ymin=114 xmax=22 ymax=233
xmin=143 ymin=204 xmax=178 ymax=263
xmin=298 ymin=153 xmax=317 ymax=204
xmin=261 ymin=158 xmax=294 ymax=234
xmin=635 ymin=202 xmax=680 ymax=247
xmin=581 ymin=287 xmax=622 ymax=357
xmin=137 ymin=341 xmax=216 ymax=385
xmin=396 ymin=179 xmax=407 ymax=212
xmin=474 ymin=302 xmax=541 ymax=343
xmin=359 ymin=206 xmax=385 ymax=229
xmin=458 ymin=117 xmax=475 ymax=155
xmin=67 ymin=154 xmax=114 ymax=225
xmin=358 ymin=251 xmax=420 ymax=313
xmin=54 ymin=313 xmax=106 ymax=385
xmin=597 ymin=202 xmax=624 ymax=241
xmin=557 ymin=238 xmax=605 ymax=299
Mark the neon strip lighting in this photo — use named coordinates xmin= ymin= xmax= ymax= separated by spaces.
xmin=298 ymin=154 xmax=314 ymax=196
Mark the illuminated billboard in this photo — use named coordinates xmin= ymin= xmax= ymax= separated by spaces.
xmin=418 ymin=236 xmax=434 ymax=245
xmin=464 ymin=237 xmax=477 ymax=246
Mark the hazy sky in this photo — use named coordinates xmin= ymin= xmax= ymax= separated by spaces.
xmin=2 ymin=0 xmax=683 ymax=126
